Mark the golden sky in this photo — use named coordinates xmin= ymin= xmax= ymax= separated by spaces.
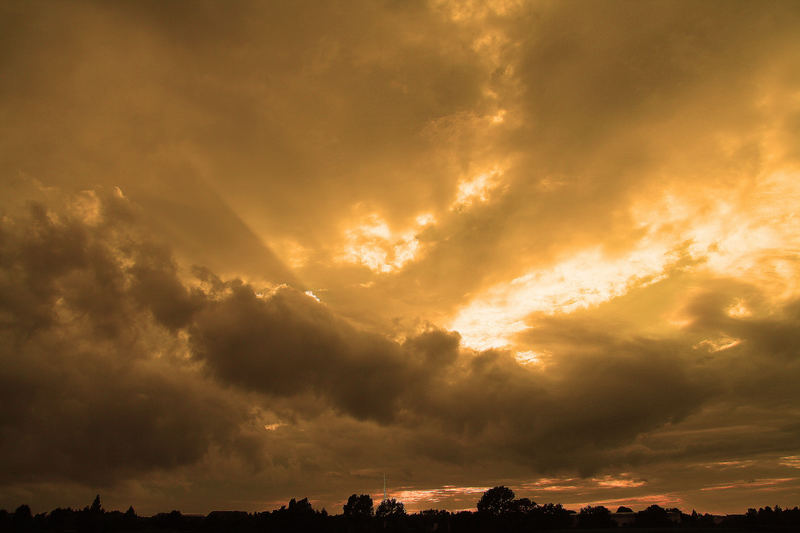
xmin=2 ymin=0 xmax=800 ymax=515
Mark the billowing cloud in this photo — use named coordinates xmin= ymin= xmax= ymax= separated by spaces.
xmin=0 ymin=195 xmax=258 ymax=489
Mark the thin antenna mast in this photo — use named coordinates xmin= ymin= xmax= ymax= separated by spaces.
xmin=383 ymin=472 xmax=387 ymax=502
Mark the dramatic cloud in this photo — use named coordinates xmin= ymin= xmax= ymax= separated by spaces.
xmin=2 ymin=0 xmax=800 ymax=516
xmin=0 ymin=196 xmax=256 ymax=487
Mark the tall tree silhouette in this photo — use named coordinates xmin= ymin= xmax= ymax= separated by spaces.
xmin=343 ymin=494 xmax=374 ymax=518
xmin=90 ymin=495 xmax=103 ymax=514
xmin=477 ymin=486 xmax=516 ymax=516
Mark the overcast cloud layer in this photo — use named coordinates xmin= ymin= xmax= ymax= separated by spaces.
xmin=2 ymin=0 xmax=800 ymax=515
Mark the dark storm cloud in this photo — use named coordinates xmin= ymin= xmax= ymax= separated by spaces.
xmin=0 ymin=192 xmax=708 ymax=488
xmin=679 ymin=285 xmax=800 ymax=409
xmin=185 ymin=264 xmax=711 ymax=477
xmin=190 ymin=282 xmax=423 ymax=423
xmin=418 ymin=340 xmax=708 ymax=475
xmin=2 ymin=189 xmax=800 ymax=513
xmin=513 ymin=275 xmax=800 ymax=472
xmin=0 ymin=193 xmax=256 ymax=486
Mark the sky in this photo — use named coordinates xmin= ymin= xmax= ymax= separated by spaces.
xmin=1 ymin=0 xmax=800 ymax=517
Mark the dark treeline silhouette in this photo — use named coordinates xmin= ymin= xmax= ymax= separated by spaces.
xmin=1 ymin=488 xmax=799 ymax=532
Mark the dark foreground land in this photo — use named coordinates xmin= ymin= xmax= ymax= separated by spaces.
xmin=2 ymin=489 xmax=799 ymax=533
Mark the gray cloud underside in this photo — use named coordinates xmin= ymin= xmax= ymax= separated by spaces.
xmin=1 ymin=195 xmax=798 ymax=505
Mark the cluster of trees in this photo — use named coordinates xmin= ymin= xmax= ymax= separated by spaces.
xmin=1 ymin=489 xmax=799 ymax=532
xmin=347 ymin=495 xmax=406 ymax=520
xmin=0 ymin=496 xmax=141 ymax=533
xmin=474 ymin=487 xmax=689 ymax=529
xmin=742 ymin=505 xmax=800 ymax=528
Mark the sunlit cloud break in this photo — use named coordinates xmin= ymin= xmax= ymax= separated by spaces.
xmin=338 ymin=213 xmax=434 ymax=273
xmin=450 ymin=244 xmax=675 ymax=350
xmin=451 ymin=172 xmax=800 ymax=351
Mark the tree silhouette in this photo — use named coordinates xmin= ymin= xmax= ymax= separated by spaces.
xmin=13 ymin=505 xmax=32 ymax=520
xmin=536 ymin=502 xmax=573 ymax=529
xmin=13 ymin=504 xmax=33 ymax=530
xmin=376 ymin=498 xmax=406 ymax=518
xmin=288 ymin=497 xmax=314 ymax=516
xmin=635 ymin=504 xmax=672 ymax=528
xmin=514 ymin=497 xmax=536 ymax=514
xmin=90 ymin=494 xmax=103 ymax=514
xmin=578 ymin=505 xmax=613 ymax=529
xmin=343 ymin=493 xmax=373 ymax=518
xmin=477 ymin=486 xmax=516 ymax=516
xmin=2 ymin=494 xmax=799 ymax=533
